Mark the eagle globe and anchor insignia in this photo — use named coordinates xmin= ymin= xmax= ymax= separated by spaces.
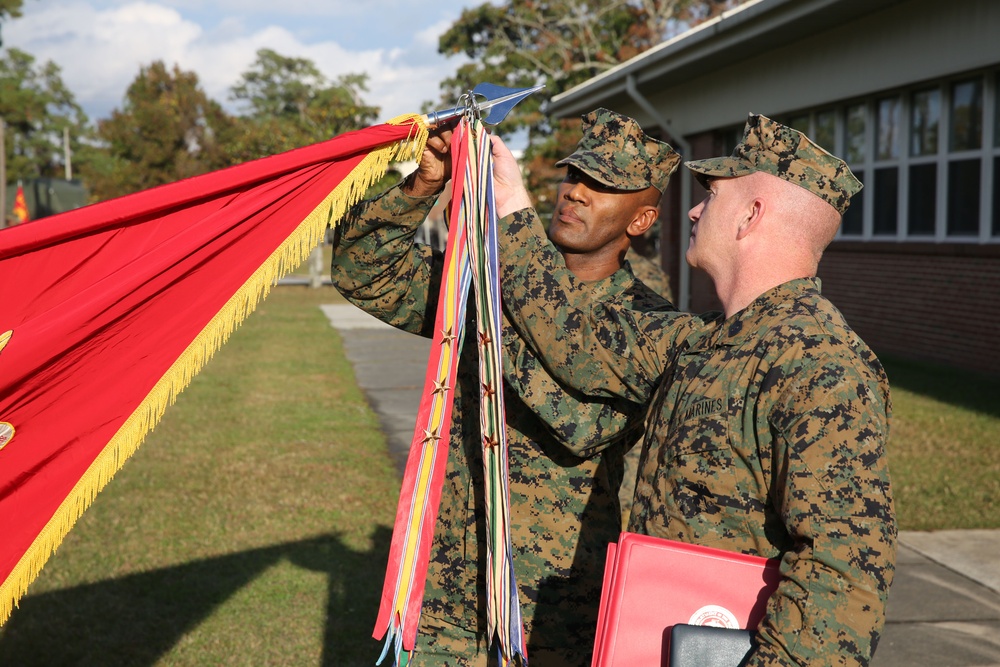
xmin=688 ymin=603 xmax=741 ymax=629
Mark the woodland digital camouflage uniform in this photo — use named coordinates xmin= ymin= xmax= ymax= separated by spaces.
xmin=330 ymin=185 xmax=671 ymax=666
xmin=557 ymin=107 xmax=681 ymax=528
xmin=495 ymin=115 xmax=895 ymax=666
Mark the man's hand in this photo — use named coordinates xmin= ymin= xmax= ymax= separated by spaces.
xmin=490 ymin=135 xmax=533 ymax=218
xmin=403 ymin=125 xmax=454 ymax=198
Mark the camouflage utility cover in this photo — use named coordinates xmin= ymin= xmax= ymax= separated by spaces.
xmin=686 ymin=113 xmax=863 ymax=214
xmin=331 ymin=184 xmax=670 ymax=665
xmin=556 ymin=108 xmax=681 ymax=193
xmin=495 ymin=202 xmax=897 ymax=667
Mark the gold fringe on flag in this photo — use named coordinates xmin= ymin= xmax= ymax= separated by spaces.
xmin=0 ymin=114 xmax=428 ymax=625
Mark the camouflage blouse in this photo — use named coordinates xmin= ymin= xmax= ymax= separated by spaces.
xmin=330 ymin=184 xmax=672 ymax=662
xmin=497 ymin=205 xmax=897 ymax=667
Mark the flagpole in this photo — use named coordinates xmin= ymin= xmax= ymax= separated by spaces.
xmin=64 ymin=127 xmax=72 ymax=181
xmin=1 ymin=118 xmax=6 ymax=229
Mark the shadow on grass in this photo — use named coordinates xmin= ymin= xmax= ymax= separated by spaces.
xmin=0 ymin=527 xmax=391 ymax=667
xmin=881 ymin=355 xmax=1000 ymax=420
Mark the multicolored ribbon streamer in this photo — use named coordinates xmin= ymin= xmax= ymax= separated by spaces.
xmin=374 ymin=117 xmax=524 ymax=666
xmin=463 ymin=120 xmax=525 ymax=666
xmin=374 ymin=121 xmax=473 ymax=666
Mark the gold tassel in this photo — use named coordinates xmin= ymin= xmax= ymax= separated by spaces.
xmin=0 ymin=116 xmax=429 ymax=625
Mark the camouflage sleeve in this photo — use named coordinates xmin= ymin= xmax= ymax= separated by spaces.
xmin=333 ymin=187 xmax=642 ymax=453
xmin=502 ymin=321 xmax=646 ymax=456
xmin=498 ymin=207 xmax=703 ymax=404
xmin=751 ymin=345 xmax=896 ymax=667
xmin=330 ymin=184 xmax=442 ymax=336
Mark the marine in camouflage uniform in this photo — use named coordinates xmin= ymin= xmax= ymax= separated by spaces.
xmin=492 ymin=114 xmax=896 ymax=666
xmin=550 ymin=109 xmax=680 ymax=532
xmin=330 ymin=109 xmax=679 ymax=666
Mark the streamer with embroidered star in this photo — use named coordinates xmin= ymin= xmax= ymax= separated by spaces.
xmin=373 ymin=116 xmax=525 ymax=667
xmin=373 ymin=119 xmax=473 ymax=667
xmin=463 ymin=118 xmax=525 ymax=666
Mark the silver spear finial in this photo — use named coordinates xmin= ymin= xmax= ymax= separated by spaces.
xmin=424 ymin=82 xmax=545 ymax=126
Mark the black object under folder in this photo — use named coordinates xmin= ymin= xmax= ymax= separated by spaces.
xmin=668 ymin=624 xmax=754 ymax=667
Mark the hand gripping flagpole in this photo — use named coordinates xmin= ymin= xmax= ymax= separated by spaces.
xmin=374 ymin=84 xmax=541 ymax=667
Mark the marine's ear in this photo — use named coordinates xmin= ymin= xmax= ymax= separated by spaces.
xmin=736 ymin=197 xmax=765 ymax=241
xmin=627 ymin=205 xmax=659 ymax=237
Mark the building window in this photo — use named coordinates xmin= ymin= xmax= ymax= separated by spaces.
xmin=841 ymin=191 xmax=863 ymax=235
xmin=814 ymin=110 xmax=836 ymax=150
xmin=995 ymin=72 xmax=1000 ymax=236
xmin=787 ymin=114 xmax=810 ymax=135
xmin=945 ymin=79 xmax=984 ymax=237
xmin=908 ymin=163 xmax=937 ymax=235
xmin=993 ymin=156 xmax=1000 ymax=236
xmin=995 ymin=71 xmax=1000 ymax=150
xmin=909 ymin=88 xmax=940 ymax=236
xmin=950 ymin=79 xmax=982 ymax=151
xmin=845 ymin=103 xmax=867 ymax=164
xmin=841 ymin=103 xmax=868 ymax=236
xmin=877 ymin=97 xmax=901 ymax=160
xmin=911 ymin=88 xmax=940 ymax=156
xmin=776 ymin=69 xmax=1000 ymax=243
xmin=874 ymin=167 xmax=899 ymax=235
xmin=720 ymin=126 xmax=743 ymax=154
xmin=726 ymin=70 xmax=998 ymax=243
xmin=947 ymin=159 xmax=982 ymax=235
xmin=873 ymin=97 xmax=901 ymax=235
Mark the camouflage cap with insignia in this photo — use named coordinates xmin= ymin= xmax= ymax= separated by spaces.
xmin=685 ymin=113 xmax=863 ymax=214
xmin=555 ymin=108 xmax=681 ymax=193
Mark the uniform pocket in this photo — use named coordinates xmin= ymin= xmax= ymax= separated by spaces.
xmin=659 ymin=412 xmax=738 ymax=522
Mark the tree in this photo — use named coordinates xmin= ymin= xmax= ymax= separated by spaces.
xmin=438 ymin=0 xmax=740 ymax=209
xmin=0 ymin=0 xmax=23 ymax=20
xmin=0 ymin=47 xmax=90 ymax=182
xmin=77 ymin=50 xmax=383 ymax=202
xmin=226 ymin=49 xmax=380 ymax=163
xmin=0 ymin=0 xmax=25 ymax=46
xmin=82 ymin=61 xmax=235 ymax=200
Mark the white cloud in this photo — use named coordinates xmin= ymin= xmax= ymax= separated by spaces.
xmin=5 ymin=0 xmax=471 ymax=124
xmin=9 ymin=2 xmax=203 ymax=118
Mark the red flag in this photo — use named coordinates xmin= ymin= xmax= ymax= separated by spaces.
xmin=0 ymin=116 xmax=427 ymax=624
xmin=11 ymin=184 xmax=29 ymax=224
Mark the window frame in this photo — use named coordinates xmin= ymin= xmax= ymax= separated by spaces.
xmin=780 ymin=68 xmax=999 ymax=244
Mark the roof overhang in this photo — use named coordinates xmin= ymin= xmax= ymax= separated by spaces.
xmin=547 ymin=0 xmax=907 ymax=119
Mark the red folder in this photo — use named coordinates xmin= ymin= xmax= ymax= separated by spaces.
xmin=591 ymin=532 xmax=782 ymax=667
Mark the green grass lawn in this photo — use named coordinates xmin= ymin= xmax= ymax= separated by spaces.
xmin=0 ymin=284 xmax=996 ymax=665
xmin=881 ymin=356 xmax=1000 ymax=531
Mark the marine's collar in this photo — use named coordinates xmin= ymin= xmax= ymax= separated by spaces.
xmin=694 ymin=278 xmax=823 ymax=349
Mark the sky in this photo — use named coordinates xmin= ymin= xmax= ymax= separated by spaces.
xmin=5 ymin=0 xmax=478 ymax=123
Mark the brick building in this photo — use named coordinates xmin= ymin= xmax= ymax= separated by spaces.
xmin=546 ymin=0 xmax=1000 ymax=374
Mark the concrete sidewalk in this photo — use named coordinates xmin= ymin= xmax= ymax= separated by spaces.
xmin=885 ymin=534 xmax=1000 ymax=666
xmin=322 ymin=303 xmax=1000 ymax=667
